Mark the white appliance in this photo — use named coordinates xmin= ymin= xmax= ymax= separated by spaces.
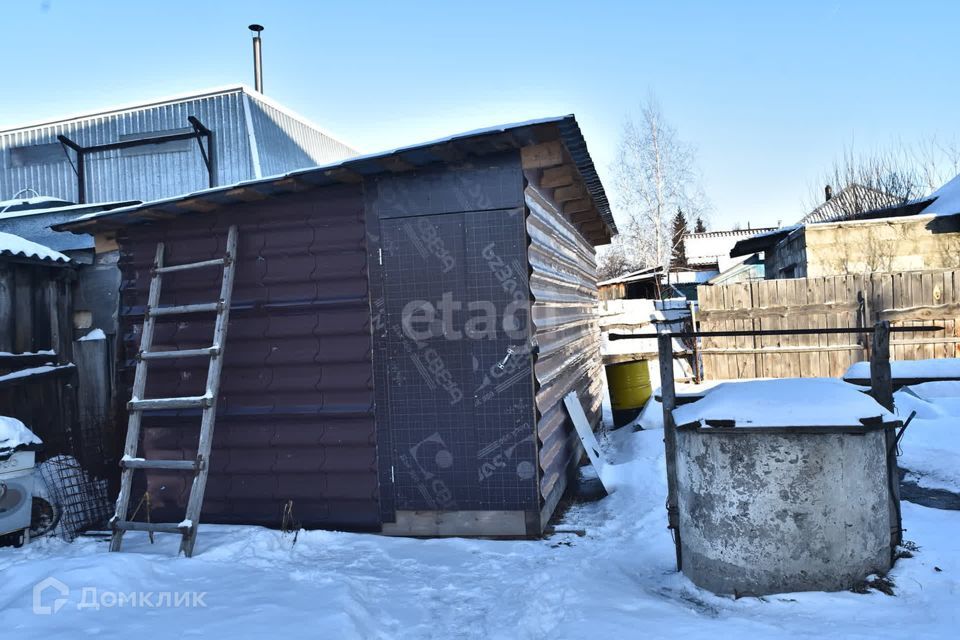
xmin=0 ymin=450 xmax=35 ymax=542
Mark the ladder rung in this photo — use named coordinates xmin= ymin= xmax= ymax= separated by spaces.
xmin=114 ymin=520 xmax=192 ymax=534
xmin=148 ymin=302 xmax=220 ymax=317
xmin=128 ymin=395 xmax=212 ymax=411
xmin=140 ymin=346 xmax=220 ymax=361
xmin=120 ymin=458 xmax=202 ymax=471
xmin=155 ymin=258 xmax=225 ymax=274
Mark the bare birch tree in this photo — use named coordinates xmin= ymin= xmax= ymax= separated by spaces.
xmin=603 ymin=97 xmax=708 ymax=275
xmin=806 ymin=137 xmax=960 ymax=218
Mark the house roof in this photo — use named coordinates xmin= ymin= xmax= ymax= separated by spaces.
xmin=920 ymin=173 xmax=960 ymax=217
xmin=56 ymin=115 xmax=616 ymax=241
xmin=0 ymin=231 xmax=70 ymax=264
xmin=799 ymin=184 xmax=906 ymax=224
xmin=0 ymin=84 xmax=355 ymax=151
xmin=1 ymin=85 xmax=358 ymax=204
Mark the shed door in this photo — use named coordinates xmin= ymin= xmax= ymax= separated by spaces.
xmin=377 ymin=209 xmax=538 ymax=513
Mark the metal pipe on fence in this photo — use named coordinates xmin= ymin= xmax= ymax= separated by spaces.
xmin=609 ymin=325 xmax=943 ymax=340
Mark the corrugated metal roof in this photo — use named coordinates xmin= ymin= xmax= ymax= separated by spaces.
xmin=0 ymin=200 xmax=137 ymax=251
xmin=799 ymin=184 xmax=905 ymax=224
xmin=1 ymin=85 xmax=356 ymax=204
xmin=0 ymin=231 xmax=70 ymax=264
xmin=58 ymin=115 xmax=616 ymax=239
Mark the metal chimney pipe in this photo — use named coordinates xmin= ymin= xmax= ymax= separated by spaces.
xmin=249 ymin=24 xmax=264 ymax=93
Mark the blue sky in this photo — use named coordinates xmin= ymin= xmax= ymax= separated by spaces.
xmin=2 ymin=0 xmax=956 ymax=230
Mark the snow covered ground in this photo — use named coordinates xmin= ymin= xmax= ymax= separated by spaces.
xmin=894 ymin=381 xmax=960 ymax=493
xmin=2 ymin=399 xmax=958 ymax=638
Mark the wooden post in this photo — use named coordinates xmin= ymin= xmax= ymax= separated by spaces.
xmin=870 ymin=320 xmax=893 ymax=411
xmin=658 ymin=331 xmax=682 ymax=571
xmin=870 ymin=319 xmax=901 ymax=547
xmin=687 ymin=300 xmax=701 ymax=384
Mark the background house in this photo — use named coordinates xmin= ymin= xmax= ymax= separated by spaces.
xmin=732 ymin=177 xmax=960 ymax=279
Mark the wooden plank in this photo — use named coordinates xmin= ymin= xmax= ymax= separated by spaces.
xmin=696 ymin=300 xmax=858 ymax=320
xmin=382 ymin=510 xmax=528 ymax=537
xmin=14 ymin=267 xmax=32 ymax=353
xmin=563 ymin=392 xmax=610 ymax=492
xmin=94 ymin=232 xmax=119 ymax=254
xmin=520 ymin=141 xmax=564 ymax=169
xmin=0 ymin=267 xmax=12 ymax=352
xmin=563 ymin=199 xmax=593 ymax=215
xmin=540 ymin=165 xmax=575 ymax=188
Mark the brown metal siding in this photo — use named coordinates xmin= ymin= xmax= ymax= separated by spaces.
xmin=117 ymin=184 xmax=379 ymax=530
xmin=525 ymin=184 xmax=603 ymax=510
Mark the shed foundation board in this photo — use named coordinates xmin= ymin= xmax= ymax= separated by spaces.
xmin=381 ymin=510 xmax=533 ymax=537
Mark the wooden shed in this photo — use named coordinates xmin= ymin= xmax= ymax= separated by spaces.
xmin=60 ymin=116 xmax=617 ymax=537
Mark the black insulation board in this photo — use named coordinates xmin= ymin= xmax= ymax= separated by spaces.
xmin=376 ymin=208 xmax=538 ymax=512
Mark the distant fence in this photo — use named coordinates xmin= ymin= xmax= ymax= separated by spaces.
xmin=696 ymin=269 xmax=960 ymax=380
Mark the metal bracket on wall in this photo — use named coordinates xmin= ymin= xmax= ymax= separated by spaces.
xmin=57 ymin=115 xmax=216 ymax=203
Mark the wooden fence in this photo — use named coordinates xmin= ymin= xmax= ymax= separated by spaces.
xmin=696 ymin=269 xmax=960 ymax=380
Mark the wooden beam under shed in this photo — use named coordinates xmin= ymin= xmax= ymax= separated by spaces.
xmin=521 ymin=141 xmax=564 ymax=169
xmin=540 ymin=165 xmax=575 ymax=189
xmin=224 ymin=187 xmax=269 ymax=202
xmin=553 ymin=183 xmax=587 ymax=203
xmin=324 ymin=167 xmax=363 ymax=183
xmin=563 ymin=199 xmax=593 ymax=215
xmin=174 ymin=198 xmax=220 ymax=213
xmin=378 ymin=155 xmax=416 ymax=173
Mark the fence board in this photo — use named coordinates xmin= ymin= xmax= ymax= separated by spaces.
xmin=697 ymin=269 xmax=960 ymax=380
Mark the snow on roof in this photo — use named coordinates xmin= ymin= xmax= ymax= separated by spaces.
xmin=0 ymin=415 xmax=42 ymax=454
xmin=0 ymin=199 xmax=135 ymax=221
xmin=672 ymin=378 xmax=895 ymax=428
xmin=0 ymin=231 xmax=70 ymax=264
xmin=845 ymin=358 xmax=960 ymax=381
xmin=920 ymin=174 xmax=960 ymax=217
xmin=0 ymin=196 xmax=72 ymax=215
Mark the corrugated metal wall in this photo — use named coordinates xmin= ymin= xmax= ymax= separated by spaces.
xmin=1 ymin=88 xmax=356 ymax=203
xmin=116 ymin=185 xmax=379 ymax=530
xmin=1 ymin=91 xmax=253 ymax=203
xmin=525 ymin=183 xmax=603 ymax=514
xmin=246 ymin=95 xmax=357 ymax=178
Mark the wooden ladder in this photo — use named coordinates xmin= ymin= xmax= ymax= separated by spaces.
xmin=110 ymin=225 xmax=239 ymax=557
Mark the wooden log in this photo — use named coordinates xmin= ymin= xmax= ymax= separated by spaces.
xmin=520 ymin=141 xmax=564 ymax=169
xmin=540 ymin=165 xmax=575 ymax=188
xmin=870 ymin=320 xmax=893 ymax=411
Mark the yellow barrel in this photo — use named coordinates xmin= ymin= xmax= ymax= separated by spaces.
xmin=606 ymin=360 xmax=652 ymax=427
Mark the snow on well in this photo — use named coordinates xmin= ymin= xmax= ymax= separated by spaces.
xmin=79 ymin=328 xmax=105 ymax=341
xmin=845 ymin=358 xmax=960 ymax=380
xmin=672 ymin=378 xmax=894 ymax=428
xmin=0 ymin=231 xmax=69 ymax=263
xmin=0 ymin=415 xmax=42 ymax=453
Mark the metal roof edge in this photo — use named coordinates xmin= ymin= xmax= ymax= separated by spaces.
xmin=241 ymin=85 xmax=361 ymax=155
xmin=0 ymin=85 xmax=248 ymax=134
xmin=56 ymin=115 xmax=616 ymax=238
